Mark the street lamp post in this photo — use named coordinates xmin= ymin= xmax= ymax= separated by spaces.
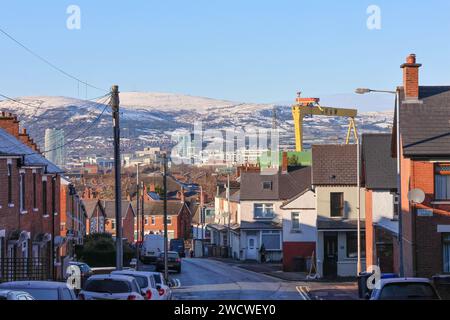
xmin=355 ymin=88 xmax=403 ymax=277
xmin=162 ymin=154 xmax=169 ymax=283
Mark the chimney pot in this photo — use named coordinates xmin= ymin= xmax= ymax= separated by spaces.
xmin=406 ymin=54 xmax=416 ymax=64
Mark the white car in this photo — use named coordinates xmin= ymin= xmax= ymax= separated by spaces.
xmin=370 ymin=278 xmax=441 ymax=300
xmin=111 ymin=270 xmax=160 ymax=300
xmin=147 ymin=272 xmax=173 ymax=300
xmin=0 ymin=281 xmax=76 ymax=300
xmin=79 ymin=274 xmax=144 ymax=300
xmin=0 ymin=289 xmax=35 ymax=300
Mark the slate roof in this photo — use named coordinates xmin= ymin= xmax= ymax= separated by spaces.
xmin=398 ymin=86 xmax=450 ymax=157
xmin=142 ymin=201 xmax=186 ymax=216
xmin=362 ymin=134 xmax=397 ymax=189
xmin=83 ymin=199 xmax=104 ymax=219
xmin=317 ymin=218 xmax=365 ymax=230
xmin=0 ymin=128 xmax=63 ymax=174
xmin=240 ymin=167 xmax=311 ymax=201
xmin=312 ymin=145 xmax=357 ymax=186
xmin=102 ymin=200 xmax=135 ymax=219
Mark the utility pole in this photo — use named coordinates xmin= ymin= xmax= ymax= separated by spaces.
xmin=135 ymin=164 xmax=140 ymax=264
xmin=111 ymin=85 xmax=123 ymax=271
xmin=227 ymin=173 xmax=231 ymax=258
xmin=162 ymin=154 xmax=169 ymax=283
xmin=356 ymin=132 xmax=362 ymax=275
xmin=141 ymin=181 xmax=145 ymax=242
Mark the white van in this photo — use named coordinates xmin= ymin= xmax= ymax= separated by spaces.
xmin=141 ymin=234 xmax=164 ymax=264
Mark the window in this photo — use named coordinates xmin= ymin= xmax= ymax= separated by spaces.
xmin=261 ymin=231 xmax=281 ymax=250
xmin=51 ymin=177 xmax=56 ymax=215
xmin=443 ymin=234 xmax=450 ymax=273
xmin=393 ymin=193 xmax=399 ymax=218
xmin=33 ymin=172 xmax=37 ymax=209
xmin=166 ymin=216 xmax=172 ymax=225
xmin=151 ymin=216 xmax=156 ymax=225
xmin=291 ymin=212 xmax=300 ymax=232
xmin=42 ymin=180 xmax=48 ymax=216
xmin=144 ymin=218 xmax=149 ymax=225
xmin=19 ymin=172 xmax=25 ymax=212
xmin=330 ymin=193 xmax=344 ymax=217
xmin=111 ymin=220 xmax=116 ymax=230
xmin=435 ymin=164 xmax=450 ymax=200
xmin=7 ymin=163 xmax=12 ymax=205
xmin=346 ymin=232 xmax=366 ymax=258
xmin=254 ymin=203 xmax=275 ymax=219
xmin=262 ymin=181 xmax=272 ymax=190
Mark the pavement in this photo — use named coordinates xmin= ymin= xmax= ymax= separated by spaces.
xmin=171 ymin=258 xmax=308 ymax=300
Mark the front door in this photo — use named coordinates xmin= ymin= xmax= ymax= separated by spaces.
xmin=246 ymin=236 xmax=258 ymax=260
xmin=323 ymin=233 xmax=338 ymax=278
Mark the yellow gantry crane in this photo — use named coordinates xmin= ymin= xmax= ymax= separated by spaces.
xmin=292 ymin=92 xmax=359 ymax=152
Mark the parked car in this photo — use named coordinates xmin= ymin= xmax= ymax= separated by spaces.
xmin=147 ymin=272 xmax=173 ymax=300
xmin=0 ymin=290 xmax=35 ymax=300
xmin=79 ymin=274 xmax=144 ymax=300
xmin=141 ymin=234 xmax=164 ymax=264
xmin=156 ymin=251 xmax=182 ymax=273
xmin=0 ymin=281 xmax=76 ymax=300
xmin=370 ymin=278 xmax=441 ymax=300
xmin=170 ymin=239 xmax=186 ymax=258
xmin=66 ymin=262 xmax=93 ymax=278
xmin=111 ymin=270 xmax=160 ymax=300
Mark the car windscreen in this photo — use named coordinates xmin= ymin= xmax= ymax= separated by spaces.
xmin=379 ymin=282 xmax=439 ymax=300
xmin=119 ymin=274 xmax=148 ymax=288
xmin=160 ymin=253 xmax=179 ymax=259
xmin=84 ymin=279 xmax=131 ymax=294
xmin=19 ymin=288 xmax=59 ymax=300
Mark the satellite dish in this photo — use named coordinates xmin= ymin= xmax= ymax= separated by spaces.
xmin=408 ymin=188 xmax=426 ymax=204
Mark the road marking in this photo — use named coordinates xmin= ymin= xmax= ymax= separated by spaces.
xmin=296 ymin=286 xmax=311 ymax=300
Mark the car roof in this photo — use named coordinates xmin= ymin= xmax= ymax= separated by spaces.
xmin=0 ymin=281 xmax=70 ymax=289
xmin=87 ymin=274 xmax=136 ymax=282
xmin=379 ymin=278 xmax=433 ymax=285
xmin=112 ymin=270 xmax=153 ymax=277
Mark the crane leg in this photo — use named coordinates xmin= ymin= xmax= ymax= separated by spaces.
xmin=292 ymin=107 xmax=304 ymax=152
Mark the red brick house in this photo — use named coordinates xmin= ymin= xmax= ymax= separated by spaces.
xmin=394 ymin=54 xmax=450 ymax=277
xmin=142 ymin=201 xmax=192 ymax=241
xmin=83 ymin=199 xmax=106 ymax=235
xmin=60 ymin=178 xmax=87 ymax=263
xmin=102 ymin=200 xmax=136 ymax=243
xmin=0 ymin=113 xmax=64 ymax=281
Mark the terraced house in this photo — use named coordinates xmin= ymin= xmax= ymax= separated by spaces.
xmin=0 ymin=112 xmax=64 ymax=282
xmin=394 ymin=54 xmax=450 ymax=277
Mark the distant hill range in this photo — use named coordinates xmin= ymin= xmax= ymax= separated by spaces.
xmin=0 ymin=92 xmax=394 ymax=158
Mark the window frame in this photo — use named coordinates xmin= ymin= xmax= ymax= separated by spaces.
xmin=42 ymin=179 xmax=48 ymax=217
xmin=330 ymin=192 xmax=344 ymax=217
xmin=346 ymin=231 xmax=366 ymax=259
xmin=253 ymin=203 xmax=275 ymax=219
xmin=166 ymin=216 xmax=172 ymax=226
xmin=434 ymin=164 xmax=450 ymax=201
xmin=7 ymin=162 xmax=13 ymax=205
xmin=443 ymin=233 xmax=450 ymax=274
xmin=291 ymin=212 xmax=300 ymax=232
xmin=260 ymin=230 xmax=282 ymax=251
xmin=19 ymin=171 xmax=26 ymax=213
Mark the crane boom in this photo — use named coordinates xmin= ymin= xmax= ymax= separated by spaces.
xmin=292 ymin=93 xmax=358 ymax=152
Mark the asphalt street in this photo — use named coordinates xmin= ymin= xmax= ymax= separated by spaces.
xmin=171 ymin=258 xmax=307 ymax=300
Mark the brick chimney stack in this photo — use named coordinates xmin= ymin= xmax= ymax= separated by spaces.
xmin=0 ymin=112 xmax=20 ymax=137
xmin=401 ymin=54 xmax=422 ymax=101
xmin=281 ymin=152 xmax=288 ymax=174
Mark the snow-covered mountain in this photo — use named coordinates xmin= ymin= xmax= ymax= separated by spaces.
xmin=0 ymin=92 xmax=394 ymax=158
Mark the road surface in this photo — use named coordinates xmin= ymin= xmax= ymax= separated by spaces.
xmin=171 ymin=258 xmax=307 ymax=300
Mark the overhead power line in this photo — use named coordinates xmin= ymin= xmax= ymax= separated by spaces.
xmin=0 ymin=27 xmax=107 ymax=93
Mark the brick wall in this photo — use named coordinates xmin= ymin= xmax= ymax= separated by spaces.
xmin=365 ymin=189 xmax=375 ymax=269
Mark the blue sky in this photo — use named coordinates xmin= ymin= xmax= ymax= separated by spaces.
xmin=1 ymin=0 xmax=450 ymax=105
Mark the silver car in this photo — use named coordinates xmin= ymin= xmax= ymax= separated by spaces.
xmin=0 ymin=290 xmax=35 ymax=300
xmin=370 ymin=278 xmax=441 ymax=300
xmin=0 ymin=281 xmax=76 ymax=300
xmin=79 ymin=274 xmax=144 ymax=300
